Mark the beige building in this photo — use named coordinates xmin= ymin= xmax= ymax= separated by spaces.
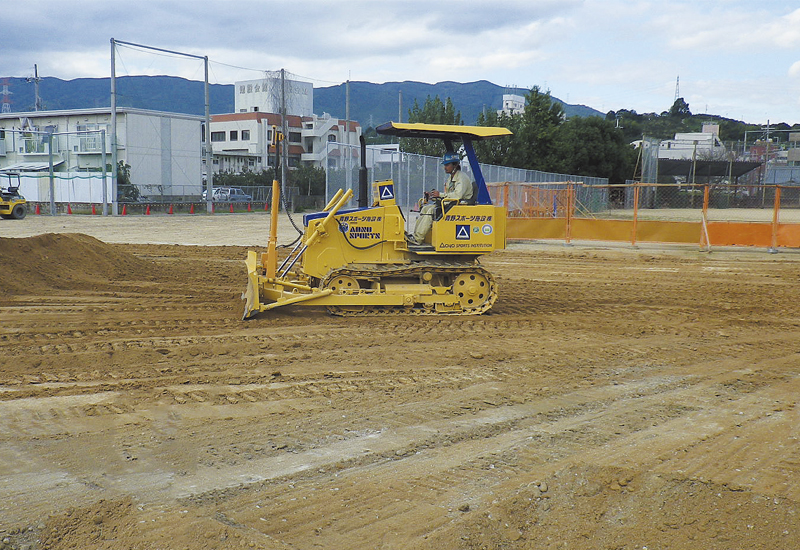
xmin=209 ymin=111 xmax=361 ymax=174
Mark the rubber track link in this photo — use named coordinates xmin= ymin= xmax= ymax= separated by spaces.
xmin=319 ymin=261 xmax=497 ymax=316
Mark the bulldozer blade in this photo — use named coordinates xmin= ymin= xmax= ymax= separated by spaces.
xmin=242 ymin=277 xmax=259 ymax=320
xmin=242 ymin=250 xmax=262 ymax=320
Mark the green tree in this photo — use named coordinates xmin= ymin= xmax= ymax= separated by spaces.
xmin=515 ymin=86 xmax=565 ymax=170
xmin=292 ymin=164 xmax=326 ymax=195
xmin=550 ymin=117 xmax=638 ymax=183
xmin=474 ymin=108 xmax=521 ymax=166
xmin=400 ymin=95 xmax=463 ymax=156
xmin=669 ymin=97 xmax=691 ymax=118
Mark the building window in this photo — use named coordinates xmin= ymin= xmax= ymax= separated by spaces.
xmin=253 ymin=107 xmax=259 ymax=112
xmin=211 ymin=131 xmax=225 ymax=142
xmin=242 ymin=130 xmax=250 ymax=140
xmin=248 ymin=158 xmax=255 ymax=167
xmin=328 ymin=134 xmax=336 ymax=142
xmin=288 ymin=132 xmax=301 ymax=143
xmin=230 ymin=131 xmax=238 ymax=141
xmin=240 ymin=109 xmax=247 ymax=113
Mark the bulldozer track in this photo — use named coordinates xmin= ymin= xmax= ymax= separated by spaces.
xmin=320 ymin=261 xmax=497 ymax=316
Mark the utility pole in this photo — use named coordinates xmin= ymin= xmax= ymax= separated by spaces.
xmin=345 ymin=79 xmax=351 ymax=191
xmin=110 ymin=39 xmax=118 ymax=216
xmin=26 ymin=64 xmax=42 ymax=111
xmin=280 ymin=68 xmax=288 ymax=207
xmin=204 ymin=56 xmax=211 ymax=214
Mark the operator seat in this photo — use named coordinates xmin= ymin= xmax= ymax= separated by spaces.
xmin=460 ymin=180 xmax=478 ymax=205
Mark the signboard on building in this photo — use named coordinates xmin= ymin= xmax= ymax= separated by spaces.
xmin=234 ymin=77 xmax=313 ymax=117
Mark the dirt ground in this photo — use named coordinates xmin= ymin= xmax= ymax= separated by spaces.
xmin=1 ymin=213 xmax=800 ymax=550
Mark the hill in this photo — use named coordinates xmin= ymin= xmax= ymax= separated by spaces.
xmin=0 ymin=75 xmax=602 ymax=126
xmin=313 ymin=80 xmax=602 ymax=128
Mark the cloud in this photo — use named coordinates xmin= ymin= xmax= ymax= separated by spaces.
xmin=1 ymin=0 xmax=799 ymax=123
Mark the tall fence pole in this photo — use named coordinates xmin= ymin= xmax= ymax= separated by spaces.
xmin=631 ymin=183 xmax=640 ymax=247
xmin=565 ymin=182 xmax=573 ymax=244
xmin=770 ymin=186 xmax=781 ymax=252
xmin=101 ymin=129 xmax=108 ymax=216
xmin=700 ymin=184 xmax=711 ymax=251
xmin=47 ymin=133 xmax=56 ymax=215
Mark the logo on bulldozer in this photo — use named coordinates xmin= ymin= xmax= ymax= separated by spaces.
xmin=456 ymin=224 xmax=471 ymax=240
xmin=379 ymin=184 xmax=394 ymax=200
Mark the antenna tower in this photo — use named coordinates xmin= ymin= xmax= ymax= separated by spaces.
xmin=674 ymin=76 xmax=680 ymax=102
xmin=0 ymin=79 xmax=11 ymax=113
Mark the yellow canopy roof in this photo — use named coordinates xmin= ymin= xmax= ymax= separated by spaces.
xmin=375 ymin=122 xmax=512 ymax=140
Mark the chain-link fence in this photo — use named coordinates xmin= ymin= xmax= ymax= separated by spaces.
xmin=323 ymin=143 xmax=609 ymax=212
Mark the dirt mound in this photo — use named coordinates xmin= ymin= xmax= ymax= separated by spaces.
xmin=0 ymin=233 xmax=159 ymax=295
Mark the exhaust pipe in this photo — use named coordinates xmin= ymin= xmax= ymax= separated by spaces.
xmin=358 ymin=135 xmax=368 ymax=207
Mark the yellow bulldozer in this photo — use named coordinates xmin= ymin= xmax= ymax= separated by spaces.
xmin=242 ymin=122 xmax=511 ymax=318
xmin=0 ymin=172 xmax=28 ymax=220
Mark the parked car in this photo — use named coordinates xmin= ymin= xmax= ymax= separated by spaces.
xmin=201 ymin=187 xmax=252 ymax=202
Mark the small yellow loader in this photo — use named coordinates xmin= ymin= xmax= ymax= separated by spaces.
xmin=242 ymin=122 xmax=511 ymax=318
xmin=0 ymin=173 xmax=27 ymax=220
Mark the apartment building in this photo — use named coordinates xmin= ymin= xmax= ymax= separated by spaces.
xmin=208 ymin=111 xmax=361 ymax=174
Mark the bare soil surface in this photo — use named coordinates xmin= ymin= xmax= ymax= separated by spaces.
xmin=1 ymin=214 xmax=800 ymax=549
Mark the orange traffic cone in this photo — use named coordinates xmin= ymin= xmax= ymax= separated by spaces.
xmin=122 ymin=205 xmax=127 ymax=216
xmin=91 ymin=204 xmax=97 ymax=215
xmin=212 ymin=203 xmax=215 ymax=213
xmin=264 ymin=202 xmax=269 ymax=211
xmin=168 ymin=204 xmax=174 ymax=215
xmin=247 ymin=202 xmax=252 ymax=212
xmin=145 ymin=205 xmax=151 ymax=215
xmin=35 ymin=203 xmax=41 ymax=215
xmin=229 ymin=203 xmax=234 ymax=213
xmin=67 ymin=203 xmax=72 ymax=215
xmin=189 ymin=203 xmax=194 ymax=214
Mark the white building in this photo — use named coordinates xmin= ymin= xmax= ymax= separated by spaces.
xmin=659 ymin=124 xmax=727 ymax=160
xmin=497 ymin=94 xmax=525 ymax=116
xmin=209 ymin=111 xmax=361 ymax=173
xmin=235 ymin=77 xmax=313 ymax=116
xmin=0 ymin=107 xmax=204 ymax=200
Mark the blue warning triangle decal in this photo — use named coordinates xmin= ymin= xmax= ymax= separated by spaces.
xmin=379 ymin=184 xmax=394 ymax=200
xmin=456 ymin=224 xmax=470 ymax=240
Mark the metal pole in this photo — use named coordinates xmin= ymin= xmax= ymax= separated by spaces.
xmin=110 ymin=38 xmax=118 ymax=216
xmin=33 ymin=64 xmax=41 ymax=111
xmin=345 ymin=79 xmax=351 ymax=192
xmin=101 ymin=129 xmax=108 ymax=215
xmin=48 ymin=132 xmax=55 ymax=215
xmin=324 ymin=140 xmax=330 ymax=203
xmin=204 ymin=56 xmax=212 ymax=214
xmin=770 ymin=185 xmax=781 ymax=252
xmin=280 ymin=69 xmax=288 ymax=207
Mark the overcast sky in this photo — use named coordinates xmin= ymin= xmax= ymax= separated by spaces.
xmin=3 ymin=0 xmax=799 ymax=124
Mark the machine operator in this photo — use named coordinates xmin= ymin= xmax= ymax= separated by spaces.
xmin=408 ymin=152 xmax=473 ymax=245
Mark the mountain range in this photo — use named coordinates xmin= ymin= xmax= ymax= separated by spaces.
xmin=0 ymin=75 xmax=603 ymax=127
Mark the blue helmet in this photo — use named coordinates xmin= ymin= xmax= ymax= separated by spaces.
xmin=441 ymin=152 xmax=461 ymax=165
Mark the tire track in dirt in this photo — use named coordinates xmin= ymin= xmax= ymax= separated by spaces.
xmin=2 ymin=234 xmax=800 ymax=549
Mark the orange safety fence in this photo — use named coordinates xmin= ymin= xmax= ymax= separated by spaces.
xmin=491 ymin=181 xmax=800 ymax=250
